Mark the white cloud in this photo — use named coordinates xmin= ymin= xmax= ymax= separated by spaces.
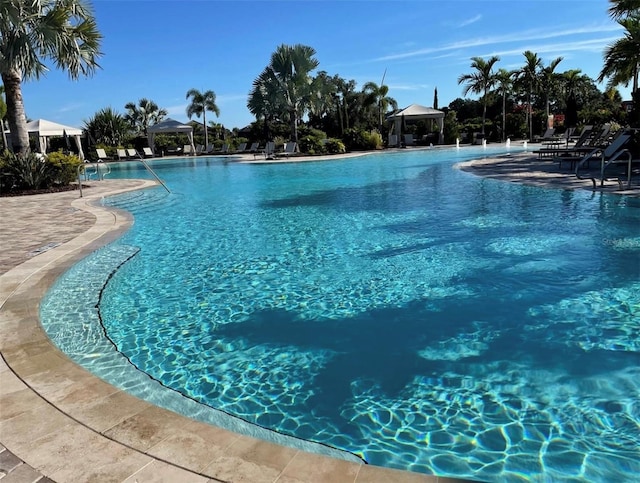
xmin=459 ymin=14 xmax=482 ymax=28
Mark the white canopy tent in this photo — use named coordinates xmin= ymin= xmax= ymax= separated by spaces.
xmin=387 ymin=104 xmax=445 ymax=147
xmin=147 ymin=118 xmax=195 ymax=155
xmin=5 ymin=119 xmax=85 ymax=159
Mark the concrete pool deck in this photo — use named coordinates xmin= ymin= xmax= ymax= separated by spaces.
xmin=0 ymin=148 xmax=637 ymax=482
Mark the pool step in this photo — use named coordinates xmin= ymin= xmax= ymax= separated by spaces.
xmin=101 ymin=188 xmax=177 ymax=214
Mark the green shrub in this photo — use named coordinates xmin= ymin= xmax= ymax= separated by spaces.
xmin=343 ymin=128 xmax=382 ymax=151
xmin=46 ymin=151 xmax=83 ymax=185
xmin=0 ymin=151 xmax=52 ymax=190
xmin=324 ymin=138 xmax=345 ymax=154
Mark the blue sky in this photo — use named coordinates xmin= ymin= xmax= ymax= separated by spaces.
xmin=24 ymin=0 xmax=627 ymax=130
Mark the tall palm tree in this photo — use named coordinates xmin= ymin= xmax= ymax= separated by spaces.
xmin=494 ymin=69 xmax=515 ymax=141
xmin=0 ymin=85 xmax=7 ymax=149
xmin=518 ymin=51 xmax=542 ymax=140
xmin=598 ymin=15 xmax=640 ymax=95
xmin=608 ymin=0 xmax=640 ymax=18
xmin=561 ymin=69 xmax=590 ymax=128
xmin=186 ymin=89 xmax=220 ymax=149
xmin=0 ymin=0 xmax=102 ymax=155
xmin=124 ymin=98 xmax=168 ymax=136
xmin=540 ymin=57 xmax=564 ymax=120
xmin=362 ymin=81 xmax=397 ymax=133
xmin=250 ymin=44 xmax=319 ymax=142
xmin=457 ymin=56 xmax=500 ymax=135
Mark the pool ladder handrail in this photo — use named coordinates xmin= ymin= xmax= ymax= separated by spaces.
xmin=77 ymin=159 xmax=169 ymax=197
xmin=575 ymin=148 xmax=634 ymax=189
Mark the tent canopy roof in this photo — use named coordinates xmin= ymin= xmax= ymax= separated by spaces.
xmin=23 ymin=119 xmax=83 ymax=136
xmin=387 ymin=104 xmax=444 ymax=121
xmin=147 ymin=118 xmax=193 ymax=134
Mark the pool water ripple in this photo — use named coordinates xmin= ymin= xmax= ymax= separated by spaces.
xmin=42 ymin=149 xmax=640 ymax=481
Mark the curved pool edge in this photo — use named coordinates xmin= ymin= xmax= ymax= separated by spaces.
xmin=0 ymin=178 xmax=457 ymax=482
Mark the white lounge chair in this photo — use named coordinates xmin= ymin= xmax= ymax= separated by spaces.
xmin=95 ymin=148 xmax=109 ymax=162
xmin=182 ymin=144 xmax=194 ymax=156
xmin=126 ymin=148 xmax=140 ymax=159
xmin=116 ymin=148 xmax=127 ymax=160
xmin=142 ymin=147 xmax=154 ymax=158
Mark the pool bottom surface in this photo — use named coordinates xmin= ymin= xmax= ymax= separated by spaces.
xmin=42 ymin=150 xmax=640 ymax=481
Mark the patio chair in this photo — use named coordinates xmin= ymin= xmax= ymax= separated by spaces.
xmin=195 ymin=144 xmax=205 ymax=155
xmin=234 ymin=142 xmax=247 ymax=153
xmin=403 ymin=134 xmax=415 ymax=147
xmin=247 ymin=142 xmax=259 ymax=153
xmin=568 ymin=132 xmax=632 ymax=171
xmin=95 ymin=148 xmax=109 ymax=162
xmin=261 ymin=141 xmax=276 ymax=159
xmin=116 ymin=148 xmax=128 ymax=160
xmin=277 ymin=142 xmax=297 ymax=158
xmin=183 ymin=144 xmax=194 ymax=156
xmin=142 ymin=147 xmax=154 ymax=158
xmin=126 ymin=148 xmax=140 ymax=159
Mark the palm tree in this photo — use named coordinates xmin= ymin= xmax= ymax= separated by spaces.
xmin=494 ymin=69 xmax=515 ymax=141
xmin=0 ymin=0 xmax=102 ymax=155
xmin=608 ymin=0 xmax=640 ymax=18
xmin=186 ymin=89 xmax=220 ymax=149
xmin=83 ymin=107 xmax=130 ymax=147
xmin=250 ymin=44 xmax=319 ymax=142
xmin=363 ymin=81 xmax=397 ymax=133
xmin=598 ymin=15 xmax=640 ymax=95
xmin=540 ymin=57 xmax=564 ymax=120
xmin=457 ymin=56 xmax=500 ymax=135
xmin=0 ymin=85 xmax=8 ymax=149
xmin=124 ymin=98 xmax=168 ymax=136
xmin=518 ymin=51 xmax=542 ymax=140
xmin=561 ymin=69 xmax=590 ymax=128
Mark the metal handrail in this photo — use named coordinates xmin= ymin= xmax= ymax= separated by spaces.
xmin=77 ymin=160 xmax=168 ymax=198
xmin=139 ymin=159 xmax=170 ymax=193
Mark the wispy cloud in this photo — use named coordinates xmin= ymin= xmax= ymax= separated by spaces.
xmin=57 ymin=102 xmax=85 ymax=113
xmin=478 ymin=36 xmax=619 ymax=60
xmin=373 ymin=22 xmax=622 ymax=62
xmin=459 ymin=14 xmax=482 ymax=28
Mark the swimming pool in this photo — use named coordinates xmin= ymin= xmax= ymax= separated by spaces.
xmin=42 ymin=147 xmax=640 ymax=481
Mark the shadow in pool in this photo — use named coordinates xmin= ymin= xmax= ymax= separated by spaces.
xmin=209 ymin=295 xmax=637 ymax=422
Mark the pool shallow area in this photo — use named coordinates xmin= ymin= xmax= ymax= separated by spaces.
xmin=41 ymin=148 xmax=640 ymax=482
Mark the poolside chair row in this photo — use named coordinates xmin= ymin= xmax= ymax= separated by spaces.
xmin=258 ymin=141 xmax=298 ymax=160
xmin=94 ymin=147 xmax=155 ymax=162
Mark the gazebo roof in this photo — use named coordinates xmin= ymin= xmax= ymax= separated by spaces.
xmin=387 ymin=104 xmax=444 ymax=120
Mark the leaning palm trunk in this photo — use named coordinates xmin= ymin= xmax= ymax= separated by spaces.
xmin=2 ymin=70 xmax=30 ymax=155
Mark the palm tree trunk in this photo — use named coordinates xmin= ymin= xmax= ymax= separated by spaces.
xmin=2 ymin=70 xmax=30 ymax=155
xmin=502 ymin=92 xmax=506 ymax=142
xmin=203 ymin=111 xmax=208 ymax=149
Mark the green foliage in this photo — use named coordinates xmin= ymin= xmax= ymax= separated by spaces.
xmin=443 ymin=111 xmax=460 ymax=144
xmin=298 ymin=126 xmax=327 ymax=154
xmin=45 ymin=151 xmax=82 ymax=185
xmin=0 ymin=151 xmax=51 ymax=190
xmin=324 ymin=138 xmax=345 ymax=154
xmin=152 ymin=134 xmax=191 ymax=154
xmin=0 ymin=150 xmax=82 ymax=192
xmin=342 ymin=128 xmax=382 ymax=151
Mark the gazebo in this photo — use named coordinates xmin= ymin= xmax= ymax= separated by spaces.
xmin=5 ymin=119 xmax=86 ymax=160
xmin=147 ymin=118 xmax=195 ymax=154
xmin=387 ymin=104 xmax=445 ymax=147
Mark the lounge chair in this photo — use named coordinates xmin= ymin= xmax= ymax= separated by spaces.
xmin=388 ymin=134 xmax=398 ymax=148
xmin=96 ymin=148 xmax=109 ymax=162
xmin=261 ymin=141 xmax=276 ymax=159
xmin=116 ymin=148 xmax=128 ymax=160
xmin=537 ymin=128 xmax=555 ymax=142
xmin=247 ymin=142 xmax=259 ymax=153
xmin=126 ymin=148 xmax=140 ymax=159
xmin=195 ymin=144 xmax=205 ymax=155
xmin=234 ymin=142 xmax=247 ymax=153
xmin=575 ymin=132 xmax=633 ymax=185
xmin=277 ymin=142 xmax=297 ymax=158
xmin=183 ymin=144 xmax=195 ymax=156
xmin=142 ymin=147 xmax=154 ymax=158
xmin=217 ymin=143 xmax=230 ymax=154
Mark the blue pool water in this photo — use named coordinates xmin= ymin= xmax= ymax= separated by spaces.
xmin=42 ymin=148 xmax=640 ymax=481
